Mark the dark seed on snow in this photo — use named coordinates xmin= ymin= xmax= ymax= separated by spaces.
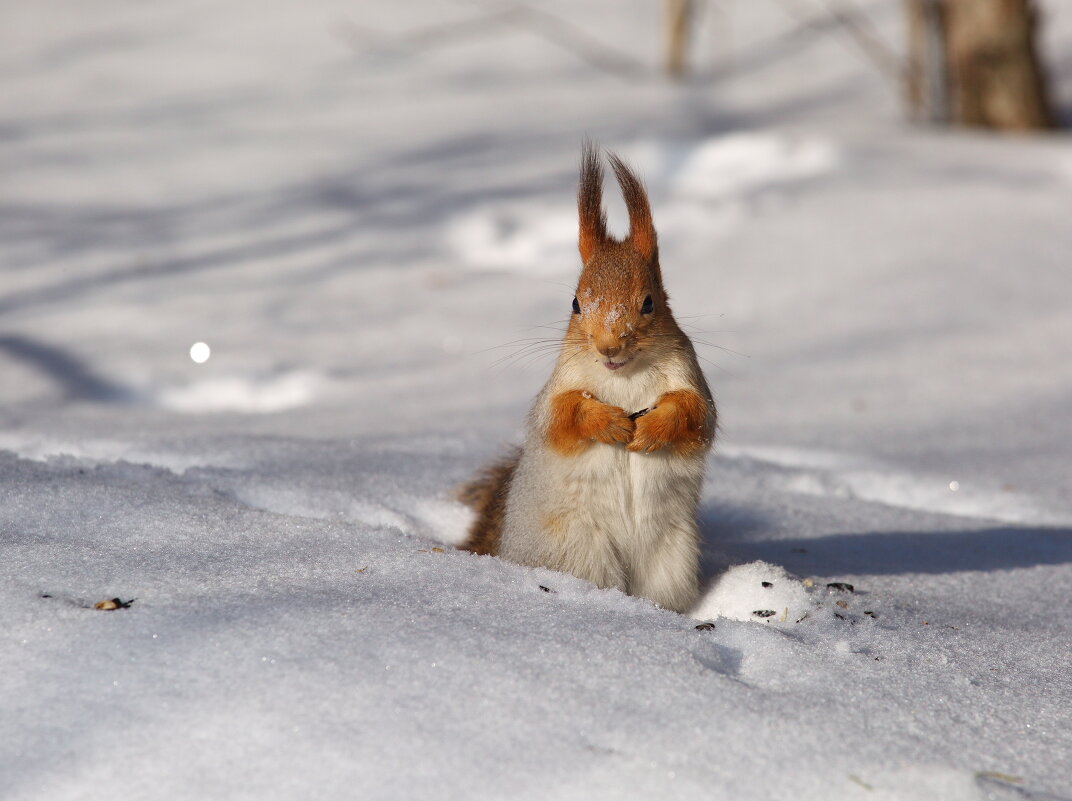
xmin=827 ymin=582 xmax=855 ymax=593
xmin=538 ymin=585 xmax=554 ymax=593
xmin=864 ymin=610 xmax=876 ymax=618
xmin=695 ymin=622 xmax=715 ymax=631
xmin=761 ymin=582 xmax=773 ymax=588
xmin=834 ymin=612 xmax=846 ymax=620
xmin=753 ymin=610 xmax=776 ymax=618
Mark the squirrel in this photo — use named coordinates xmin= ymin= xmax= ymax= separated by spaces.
xmin=459 ymin=142 xmax=716 ymax=614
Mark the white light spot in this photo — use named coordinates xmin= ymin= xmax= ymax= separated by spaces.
xmin=949 ymin=480 xmax=960 ymax=492
xmin=189 ymin=342 xmax=211 ymax=364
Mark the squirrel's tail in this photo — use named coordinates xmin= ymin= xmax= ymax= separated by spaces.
xmin=457 ymin=448 xmax=521 ymax=556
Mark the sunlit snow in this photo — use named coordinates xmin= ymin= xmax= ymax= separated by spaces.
xmin=2 ymin=1 xmax=1071 ymax=799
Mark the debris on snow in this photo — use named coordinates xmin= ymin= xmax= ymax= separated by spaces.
xmin=691 ymin=561 xmax=812 ymax=624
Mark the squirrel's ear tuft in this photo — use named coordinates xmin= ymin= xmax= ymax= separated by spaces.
xmin=607 ymin=152 xmax=657 ymax=263
xmin=578 ymin=139 xmax=608 ymax=264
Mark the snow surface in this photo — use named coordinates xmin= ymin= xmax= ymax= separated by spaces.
xmin=690 ymin=561 xmax=813 ymax=624
xmin=3 ymin=1 xmax=1072 ymax=799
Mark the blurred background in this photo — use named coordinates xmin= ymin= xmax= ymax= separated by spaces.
xmin=2 ymin=0 xmax=1071 ymax=519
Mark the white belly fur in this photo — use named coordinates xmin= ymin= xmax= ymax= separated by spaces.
xmin=499 ymin=356 xmax=707 ymax=613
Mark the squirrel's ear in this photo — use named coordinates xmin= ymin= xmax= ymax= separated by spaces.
xmin=578 ymin=140 xmax=608 ymax=264
xmin=608 ymin=152 xmax=657 ymax=263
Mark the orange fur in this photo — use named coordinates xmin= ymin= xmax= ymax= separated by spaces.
xmin=627 ymin=389 xmax=712 ymax=456
xmin=608 ymin=153 xmax=657 ymax=264
xmin=547 ymin=389 xmax=635 ymax=456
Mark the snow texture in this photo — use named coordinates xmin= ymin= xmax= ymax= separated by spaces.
xmin=2 ymin=1 xmax=1072 ymax=799
xmin=690 ymin=561 xmax=812 ymax=625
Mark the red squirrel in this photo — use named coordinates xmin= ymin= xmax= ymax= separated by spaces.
xmin=460 ymin=143 xmax=716 ymax=613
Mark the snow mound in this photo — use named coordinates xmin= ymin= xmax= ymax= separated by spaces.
xmin=722 ymin=444 xmax=1071 ymax=526
xmin=691 ymin=561 xmax=812 ymax=624
xmin=153 ymin=370 xmax=321 ymax=413
xmin=633 ymin=132 xmax=838 ymax=202
xmin=446 ymin=202 xmax=576 ymax=274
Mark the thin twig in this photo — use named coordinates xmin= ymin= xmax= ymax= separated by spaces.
xmin=816 ymin=0 xmax=904 ymax=80
xmin=771 ymin=0 xmax=905 ymax=92
xmin=338 ymin=1 xmax=652 ymax=82
xmin=458 ymin=0 xmax=652 ymax=80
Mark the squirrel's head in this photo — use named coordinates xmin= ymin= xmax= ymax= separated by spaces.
xmin=568 ymin=142 xmax=669 ymax=374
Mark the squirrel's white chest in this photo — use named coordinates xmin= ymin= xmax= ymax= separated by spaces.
xmin=553 ymin=442 xmax=698 ymax=538
xmin=586 ymin=360 xmax=673 ymax=415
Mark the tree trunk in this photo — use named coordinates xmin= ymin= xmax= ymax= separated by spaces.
xmin=665 ymin=0 xmax=693 ymax=78
xmin=906 ymin=0 xmax=1055 ymax=130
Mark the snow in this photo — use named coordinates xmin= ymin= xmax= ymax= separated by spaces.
xmin=154 ymin=369 xmax=323 ymax=413
xmin=690 ymin=561 xmax=812 ymax=624
xmin=3 ymin=0 xmax=1072 ymax=799
xmin=635 ymin=133 xmax=839 ymax=202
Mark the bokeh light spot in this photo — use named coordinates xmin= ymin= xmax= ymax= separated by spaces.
xmin=190 ymin=342 xmax=211 ymax=364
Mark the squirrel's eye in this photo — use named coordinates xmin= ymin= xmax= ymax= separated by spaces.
xmin=641 ymin=295 xmax=653 ymax=314
xmin=572 ymin=297 xmax=581 ymax=314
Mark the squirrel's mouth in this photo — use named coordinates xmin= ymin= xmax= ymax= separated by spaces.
xmin=602 ymin=357 xmax=632 ymax=371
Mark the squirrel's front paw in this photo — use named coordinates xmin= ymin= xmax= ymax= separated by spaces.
xmin=626 ymin=391 xmax=709 ymax=455
xmin=626 ymin=410 xmax=668 ymax=453
xmin=592 ymin=405 xmax=635 ymax=446
xmin=548 ymin=390 xmax=635 ymax=454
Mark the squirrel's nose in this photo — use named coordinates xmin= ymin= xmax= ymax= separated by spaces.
xmin=597 ymin=343 xmax=622 ymax=359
